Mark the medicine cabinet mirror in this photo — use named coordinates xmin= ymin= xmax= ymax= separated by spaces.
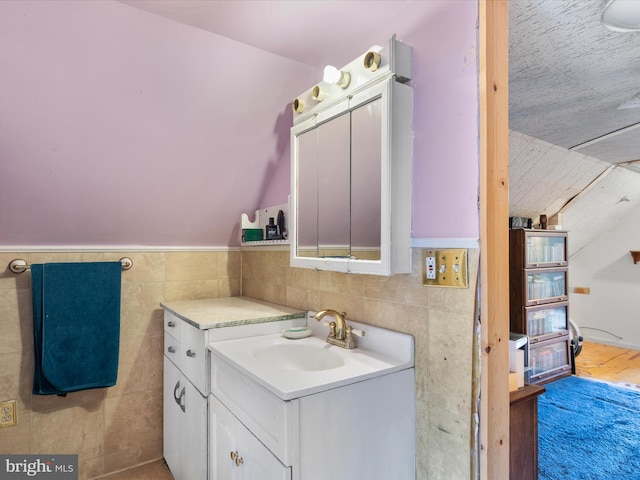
xmin=290 ymin=36 xmax=413 ymax=276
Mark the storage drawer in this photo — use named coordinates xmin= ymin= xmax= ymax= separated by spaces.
xmin=182 ymin=321 xmax=209 ymax=396
xmin=528 ymin=336 xmax=571 ymax=384
xmin=164 ymin=311 xmax=183 ymax=342
xmin=164 ymin=330 xmax=182 ymax=368
xmin=211 ymin=355 xmax=295 ymax=466
xmin=164 ymin=310 xmax=209 ymax=396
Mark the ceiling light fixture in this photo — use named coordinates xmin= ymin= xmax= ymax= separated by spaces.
xmin=601 ymin=0 xmax=640 ymax=32
xmin=323 ymin=65 xmax=351 ymax=89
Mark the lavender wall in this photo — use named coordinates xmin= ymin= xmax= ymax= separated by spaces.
xmin=0 ymin=0 xmax=314 ymax=246
xmin=403 ymin=2 xmax=479 ymax=240
xmin=0 ymin=0 xmax=478 ymax=247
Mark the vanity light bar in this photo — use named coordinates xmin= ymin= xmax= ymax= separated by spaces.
xmin=291 ymin=34 xmax=412 ymax=123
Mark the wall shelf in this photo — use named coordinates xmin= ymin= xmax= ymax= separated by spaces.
xmin=241 ymin=239 xmax=289 ymax=247
xmin=631 ymin=251 xmax=640 ymax=264
xmin=241 ymin=202 xmax=288 ymax=246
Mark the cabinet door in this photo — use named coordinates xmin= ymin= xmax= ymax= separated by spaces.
xmin=182 ymin=379 xmax=208 ymax=480
xmin=163 ymin=357 xmax=183 ymax=478
xmin=525 ymin=302 xmax=569 ymax=341
xmin=525 ymin=267 xmax=568 ymax=306
xmin=210 ymin=395 xmax=291 ymax=480
xmin=241 ymin=422 xmax=291 ymax=480
xmin=524 ymin=231 xmax=567 ymax=267
xmin=210 ymin=395 xmax=238 ymax=480
xmin=529 ymin=336 xmax=571 ymax=384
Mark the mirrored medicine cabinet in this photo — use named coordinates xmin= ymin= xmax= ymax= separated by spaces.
xmin=290 ymin=35 xmax=413 ymax=276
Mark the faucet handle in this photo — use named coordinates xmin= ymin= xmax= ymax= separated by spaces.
xmin=318 ymin=320 xmax=337 ymax=338
xmin=349 ymin=327 xmax=366 ymax=338
xmin=344 ymin=326 xmax=358 ymax=349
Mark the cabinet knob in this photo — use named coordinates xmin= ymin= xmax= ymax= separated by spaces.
xmin=167 ymin=346 xmax=176 ymax=354
xmin=230 ymin=451 xmax=243 ymax=466
xmin=167 ymin=321 xmax=175 ymax=327
xmin=186 ymin=349 xmax=197 ymax=358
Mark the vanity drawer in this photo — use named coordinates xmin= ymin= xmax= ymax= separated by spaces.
xmin=164 ymin=330 xmax=182 ymax=366
xmin=211 ymin=356 xmax=296 ymax=466
xmin=164 ymin=311 xmax=183 ymax=341
xmin=182 ymin=321 xmax=209 ymax=396
xmin=164 ymin=311 xmax=209 ymax=396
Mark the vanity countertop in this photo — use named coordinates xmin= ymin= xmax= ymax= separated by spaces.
xmin=160 ymin=296 xmax=306 ymax=330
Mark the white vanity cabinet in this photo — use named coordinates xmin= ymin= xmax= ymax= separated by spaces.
xmin=161 ymin=297 xmax=306 ymax=480
xmin=209 ymin=346 xmax=416 ymax=480
xmin=163 ymin=311 xmax=208 ymax=480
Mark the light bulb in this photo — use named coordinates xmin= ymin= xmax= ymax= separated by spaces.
xmin=323 ymin=65 xmax=341 ymax=84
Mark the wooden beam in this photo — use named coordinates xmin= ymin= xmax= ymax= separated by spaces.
xmin=479 ymin=1 xmax=510 ymax=479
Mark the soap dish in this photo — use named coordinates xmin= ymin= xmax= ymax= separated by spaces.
xmin=282 ymin=327 xmax=313 ymax=339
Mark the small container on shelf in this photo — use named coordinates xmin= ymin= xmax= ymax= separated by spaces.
xmin=242 ymin=229 xmax=264 ymax=242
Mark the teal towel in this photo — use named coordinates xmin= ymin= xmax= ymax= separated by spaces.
xmin=32 ymin=262 xmax=122 ymax=395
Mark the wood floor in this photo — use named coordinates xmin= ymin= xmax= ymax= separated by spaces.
xmin=96 ymin=460 xmax=173 ymax=480
xmin=575 ymin=340 xmax=640 ymax=388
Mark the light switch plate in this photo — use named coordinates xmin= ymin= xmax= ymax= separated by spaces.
xmin=422 ymin=249 xmax=468 ymax=288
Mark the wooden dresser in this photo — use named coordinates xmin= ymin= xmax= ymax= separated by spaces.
xmin=510 ymin=384 xmax=546 ymax=480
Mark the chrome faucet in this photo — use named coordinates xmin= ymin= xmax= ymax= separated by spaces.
xmin=314 ymin=309 xmax=357 ymax=349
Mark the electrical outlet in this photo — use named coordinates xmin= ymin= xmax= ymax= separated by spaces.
xmin=0 ymin=400 xmax=17 ymax=428
xmin=425 ymin=255 xmax=436 ymax=279
xmin=422 ymin=248 xmax=468 ymax=288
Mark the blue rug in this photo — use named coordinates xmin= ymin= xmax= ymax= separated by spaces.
xmin=538 ymin=375 xmax=640 ymax=480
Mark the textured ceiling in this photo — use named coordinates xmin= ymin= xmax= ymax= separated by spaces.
xmin=509 ymin=1 xmax=640 ymax=255
xmin=510 ymin=0 xmax=640 ymax=165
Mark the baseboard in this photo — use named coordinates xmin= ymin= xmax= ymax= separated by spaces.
xmin=582 ymin=334 xmax=640 ymax=351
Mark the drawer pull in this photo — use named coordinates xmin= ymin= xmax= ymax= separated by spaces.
xmin=173 ymin=382 xmax=186 ymax=412
xmin=186 ymin=349 xmax=197 ymax=358
xmin=167 ymin=321 xmax=176 ymax=327
xmin=167 ymin=346 xmax=176 ymax=354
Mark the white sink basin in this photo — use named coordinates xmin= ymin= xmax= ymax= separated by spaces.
xmin=251 ymin=342 xmax=345 ymax=371
xmin=208 ymin=315 xmax=414 ymax=400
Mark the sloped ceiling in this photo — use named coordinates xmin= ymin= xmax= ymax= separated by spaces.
xmin=509 ymin=0 xmax=640 ymax=256
xmin=8 ymin=0 xmax=636 ymax=249
xmin=118 ymin=0 xmax=420 ymax=69
xmin=127 ymin=0 xmax=640 ymax=255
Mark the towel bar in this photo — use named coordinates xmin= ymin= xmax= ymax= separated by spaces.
xmin=8 ymin=257 xmax=133 ymax=274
